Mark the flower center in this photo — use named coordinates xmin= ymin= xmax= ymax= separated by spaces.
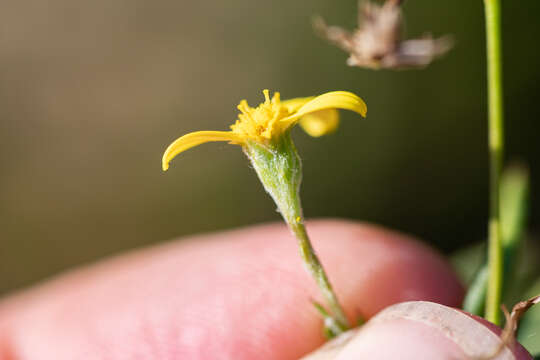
xmin=230 ymin=90 xmax=291 ymax=143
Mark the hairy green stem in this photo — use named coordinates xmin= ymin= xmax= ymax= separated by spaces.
xmin=291 ymin=222 xmax=350 ymax=329
xmin=245 ymin=134 xmax=350 ymax=333
xmin=483 ymin=0 xmax=504 ymax=326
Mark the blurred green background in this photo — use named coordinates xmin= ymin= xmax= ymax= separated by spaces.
xmin=1 ymin=0 xmax=540 ymax=295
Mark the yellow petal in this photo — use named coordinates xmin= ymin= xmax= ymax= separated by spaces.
xmin=298 ymin=109 xmax=339 ymax=137
xmin=162 ymin=131 xmax=240 ymax=171
xmin=281 ymin=96 xmax=314 ymax=113
xmin=281 ymin=91 xmax=367 ymax=128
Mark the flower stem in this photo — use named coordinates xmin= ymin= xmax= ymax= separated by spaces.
xmin=245 ymin=134 xmax=350 ymax=333
xmin=483 ymin=0 xmax=504 ymax=326
xmin=290 ymin=221 xmax=350 ymax=329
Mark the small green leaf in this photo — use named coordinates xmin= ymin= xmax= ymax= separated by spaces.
xmin=500 ymin=164 xmax=529 ymax=279
xmin=463 ymin=265 xmax=488 ymax=315
xmin=312 ymin=301 xmax=348 ymax=339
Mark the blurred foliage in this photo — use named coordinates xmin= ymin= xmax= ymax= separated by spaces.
xmin=459 ymin=165 xmax=529 ymax=316
xmin=452 ymin=240 xmax=540 ymax=309
xmin=452 ymin=237 xmax=540 ymax=356
xmin=519 ymin=279 xmax=540 ymax=357
xmin=451 ymin=242 xmax=486 ymax=286
xmin=1 ymin=0 xmax=540 ymax=294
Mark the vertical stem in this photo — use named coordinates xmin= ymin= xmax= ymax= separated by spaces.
xmin=291 ymin=222 xmax=350 ymax=329
xmin=483 ymin=0 xmax=504 ymax=326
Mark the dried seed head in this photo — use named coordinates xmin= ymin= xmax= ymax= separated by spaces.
xmin=314 ymin=0 xmax=453 ymax=70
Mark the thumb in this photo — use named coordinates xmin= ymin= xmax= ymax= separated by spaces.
xmin=302 ymin=301 xmax=532 ymax=360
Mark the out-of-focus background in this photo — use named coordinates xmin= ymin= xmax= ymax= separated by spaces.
xmin=1 ymin=0 xmax=539 ymax=294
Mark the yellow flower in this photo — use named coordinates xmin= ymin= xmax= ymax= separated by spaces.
xmin=162 ymin=90 xmax=367 ymax=171
xmin=161 ymin=90 xmax=367 ymax=331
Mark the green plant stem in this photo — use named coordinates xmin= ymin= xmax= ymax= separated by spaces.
xmin=245 ymin=134 xmax=350 ymax=333
xmin=483 ymin=0 xmax=505 ymax=326
xmin=291 ymin=222 xmax=350 ymax=329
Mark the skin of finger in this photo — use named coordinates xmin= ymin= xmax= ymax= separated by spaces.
xmin=309 ymin=311 xmax=532 ymax=360
xmin=0 ymin=219 xmax=464 ymax=360
xmin=334 ymin=318 xmax=467 ymax=360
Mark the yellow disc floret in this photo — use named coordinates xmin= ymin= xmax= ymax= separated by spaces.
xmin=230 ymin=90 xmax=292 ymax=143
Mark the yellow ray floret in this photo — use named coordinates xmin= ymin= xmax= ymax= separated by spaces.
xmin=280 ymin=91 xmax=367 ymax=128
xmin=298 ymin=109 xmax=339 ymax=137
xmin=162 ymin=131 xmax=240 ymax=171
xmin=281 ymin=97 xmax=340 ymax=137
xmin=281 ymin=96 xmax=314 ymax=113
xmin=162 ymin=90 xmax=367 ymax=171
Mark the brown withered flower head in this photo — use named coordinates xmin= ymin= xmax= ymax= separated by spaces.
xmin=314 ymin=0 xmax=453 ymax=69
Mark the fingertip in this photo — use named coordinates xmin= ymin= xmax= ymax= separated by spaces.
xmin=334 ymin=318 xmax=466 ymax=360
xmin=0 ymin=220 xmax=465 ymax=360
xmin=0 ymin=329 xmax=15 ymax=360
